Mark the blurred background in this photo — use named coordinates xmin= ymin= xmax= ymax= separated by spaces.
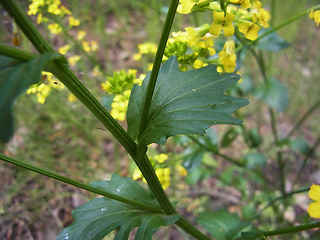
xmin=0 ymin=0 xmax=320 ymax=239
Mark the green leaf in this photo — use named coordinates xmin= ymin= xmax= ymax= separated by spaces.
xmin=183 ymin=146 xmax=205 ymax=172
xmin=256 ymin=29 xmax=291 ymax=52
xmin=243 ymin=152 xmax=267 ymax=169
xmin=254 ymin=77 xmax=288 ymax=112
xmin=288 ymin=137 xmax=310 ymax=154
xmin=220 ymin=127 xmax=240 ymax=148
xmin=0 ymin=53 xmax=60 ymax=142
xmin=247 ymin=128 xmax=262 ymax=148
xmin=197 ymin=209 xmax=248 ymax=240
xmin=185 ymin=166 xmax=211 ymax=185
xmin=203 ymin=128 xmax=219 ymax=147
xmin=235 ymin=75 xmax=254 ymax=95
xmin=127 ymin=56 xmax=249 ymax=145
xmin=57 ymin=174 xmax=179 ymax=240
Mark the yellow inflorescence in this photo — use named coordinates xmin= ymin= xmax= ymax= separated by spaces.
xmin=102 ymin=70 xmax=144 ymax=121
xmin=308 ymin=184 xmax=320 ymax=219
xmin=132 ymin=153 xmax=187 ymax=190
xmin=134 ymin=1 xmax=271 ymax=73
xmin=219 ymin=40 xmax=237 ymax=73
xmin=27 ymin=0 xmax=101 ymax=103
xmin=309 ymin=10 xmax=320 ymax=27
xmin=27 ymin=72 xmax=64 ymax=104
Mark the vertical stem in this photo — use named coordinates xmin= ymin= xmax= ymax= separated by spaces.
xmin=138 ymin=0 xmax=179 ymax=140
xmin=1 ymin=1 xmax=210 ymax=239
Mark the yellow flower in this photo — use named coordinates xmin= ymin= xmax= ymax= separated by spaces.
xmin=229 ymin=0 xmax=251 ymax=9
xmin=258 ymin=9 xmax=270 ymax=28
xmin=251 ymin=0 xmax=262 ymax=10
xmin=36 ymin=13 xmax=43 ymax=24
xmin=148 ymin=63 xmax=153 ymax=71
xmin=177 ymin=0 xmax=197 ymax=14
xmin=132 ymin=168 xmax=143 ymax=180
xmin=176 ymin=165 xmax=188 ymax=177
xmin=193 ymin=59 xmax=204 ymax=69
xmin=43 ymin=71 xmax=64 ymax=89
xmin=238 ymin=21 xmax=260 ymax=40
xmin=138 ymin=42 xmax=157 ymax=55
xmin=90 ymin=40 xmax=98 ymax=52
xmin=218 ymin=40 xmax=236 ymax=72
xmin=68 ymin=93 xmax=77 ymax=103
xmin=209 ymin=11 xmax=235 ymax=37
xmin=308 ymin=184 xmax=320 ymax=219
xmin=309 ymin=10 xmax=320 ymax=27
xmin=60 ymin=5 xmax=71 ymax=15
xmin=69 ymin=16 xmax=80 ymax=27
xmin=47 ymin=1 xmax=62 ymax=15
xmin=154 ymin=154 xmax=168 ymax=164
xmin=58 ymin=44 xmax=71 ymax=55
xmin=68 ymin=55 xmax=81 ymax=66
xmin=77 ymin=30 xmax=87 ymax=40
xmin=28 ymin=0 xmax=45 ymax=15
xmin=48 ymin=23 xmax=62 ymax=34
xmin=110 ymin=90 xmax=131 ymax=121
xmin=27 ymin=83 xmax=51 ymax=104
xmin=82 ymin=41 xmax=91 ymax=52
xmin=155 ymin=168 xmax=171 ymax=190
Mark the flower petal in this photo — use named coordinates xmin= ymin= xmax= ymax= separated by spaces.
xmin=309 ymin=184 xmax=320 ymax=201
xmin=308 ymin=202 xmax=320 ymax=219
xmin=209 ymin=23 xmax=222 ymax=36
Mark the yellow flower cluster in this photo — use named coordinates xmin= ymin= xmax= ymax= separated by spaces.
xmin=133 ymin=43 xmax=158 ymax=61
xmin=309 ymin=10 xmax=320 ymax=27
xmin=110 ymin=90 xmax=131 ymax=121
xmin=27 ymin=0 xmax=100 ymax=103
xmin=134 ymin=25 xmax=216 ymax=71
xmin=28 ymin=0 xmax=72 ymax=25
xmin=308 ymin=184 xmax=320 ymax=219
xmin=173 ymin=0 xmax=271 ymax=72
xmin=27 ymin=72 xmax=64 ymax=104
xmin=132 ymin=153 xmax=187 ymax=190
xmin=177 ymin=0 xmax=210 ymax=14
xmin=218 ymin=40 xmax=236 ymax=72
xmin=102 ymin=70 xmax=144 ymax=121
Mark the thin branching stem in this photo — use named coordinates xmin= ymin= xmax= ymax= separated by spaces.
xmin=0 ymin=153 xmax=162 ymax=212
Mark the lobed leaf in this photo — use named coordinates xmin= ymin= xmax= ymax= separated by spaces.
xmin=127 ymin=56 xmax=249 ymax=146
xmin=57 ymin=174 xmax=179 ymax=240
xmin=0 ymin=53 xmax=60 ymax=142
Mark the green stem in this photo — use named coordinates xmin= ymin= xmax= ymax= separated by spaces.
xmin=287 ymin=99 xmax=320 ymax=138
xmin=188 ymin=135 xmax=245 ymax=167
xmin=254 ymin=4 xmax=320 ymax=43
xmin=0 ymin=0 xmax=158 ymax=215
xmin=0 ymin=153 xmax=162 ymax=212
xmin=1 ymin=1 xmax=209 ymax=239
xmin=260 ymin=221 xmax=320 ymax=237
xmin=0 ymin=43 xmax=36 ymax=60
xmin=138 ymin=0 xmax=178 ymax=141
xmin=176 ymin=217 xmax=211 ymax=240
xmin=292 ymin=136 xmax=320 ymax=187
xmin=249 ymin=187 xmax=309 ymax=221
